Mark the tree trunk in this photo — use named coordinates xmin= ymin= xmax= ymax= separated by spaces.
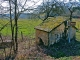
xmin=14 ymin=0 xmax=18 ymax=53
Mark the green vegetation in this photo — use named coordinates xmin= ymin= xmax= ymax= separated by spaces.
xmin=0 ymin=17 xmax=80 ymax=60
xmin=73 ymin=19 xmax=80 ymax=40
xmin=36 ymin=16 xmax=64 ymax=32
xmin=0 ymin=19 xmax=42 ymax=38
xmin=18 ymin=19 xmax=42 ymax=38
xmin=0 ymin=17 xmax=80 ymax=39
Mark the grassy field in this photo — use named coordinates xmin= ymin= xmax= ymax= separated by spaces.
xmin=0 ymin=17 xmax=80 ymax=38
xmin=0 ymin=18 xmax=42 ymax=38
xmin=0 ymin=17 xmax=80 ymax=60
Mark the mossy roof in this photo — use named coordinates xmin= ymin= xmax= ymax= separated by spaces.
xmin=35 ymin=16 xmax=65 ymax=32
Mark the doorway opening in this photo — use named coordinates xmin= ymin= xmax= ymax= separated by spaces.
xmin=38 ymin=37 xmax=44 ymax=45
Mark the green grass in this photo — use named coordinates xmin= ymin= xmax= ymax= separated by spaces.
xmin=0 ymin=17 xmax=80 ymax=39
xmin=59 ymin=57 xmax=72 ymax=60
xmin=18 ymin=19 xmax=42 ymax=38
xmin=0 ymin=19 xmax=42 ymax=38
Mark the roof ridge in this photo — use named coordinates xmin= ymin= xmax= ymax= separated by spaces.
xmin=35 ymin=17 xmax=65 ymax=32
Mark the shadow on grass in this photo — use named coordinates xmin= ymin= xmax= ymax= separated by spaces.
xmin=40 ymin=39 xmax=80 ymax=58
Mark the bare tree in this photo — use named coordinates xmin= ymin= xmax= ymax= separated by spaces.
xmin=37 ymin=0 xmax=65 ymax=21
xmin=37 ymin=0 xmax=80 ymax=43
xmin=0 ymin=0 xmax=41 ymax=54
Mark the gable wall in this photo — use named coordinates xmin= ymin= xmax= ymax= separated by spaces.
xmin=49 ymin=23 xmax=65 ymax=45
xmin=35 ymin=29 xmax=49 ymax=46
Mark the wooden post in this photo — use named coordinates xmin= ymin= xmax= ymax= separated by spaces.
xmin=21 ymin=31 xmax=23 ymax=41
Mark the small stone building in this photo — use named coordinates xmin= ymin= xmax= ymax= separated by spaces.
xmin=35 ymin=17 xmax=77 ymax=46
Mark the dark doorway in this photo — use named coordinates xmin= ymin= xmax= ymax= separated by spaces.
xmin=38 ymin=37 xmax=44 ymax=45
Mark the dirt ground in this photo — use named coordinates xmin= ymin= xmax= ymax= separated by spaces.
xmin=0 ymin=36 xmax=54 ymax=60
xmin=0 ymin=36 xmax=80 ymax=60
